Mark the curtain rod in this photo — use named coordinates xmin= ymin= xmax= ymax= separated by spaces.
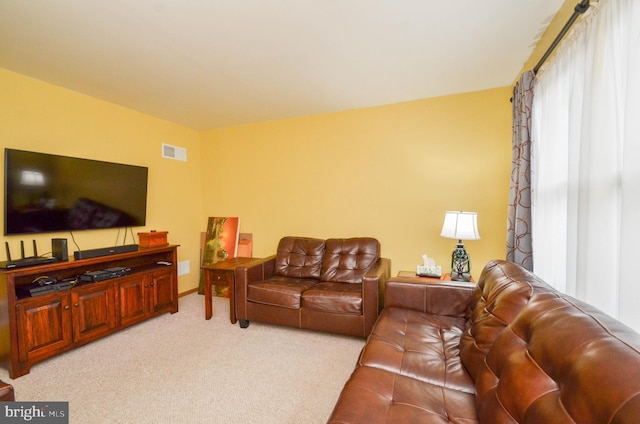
xmin=533 ymin=0 xmax=590 ymax=75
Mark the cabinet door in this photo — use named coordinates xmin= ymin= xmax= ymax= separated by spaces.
xmin=72 ymin=283 xmax=117 ymax=343
xmin=16 ymin=293 xmax=72 ymax=363
xmin=117 ymin=274 xmax=147 ymax=327
xmin=148 ymin=269 xmax=177 ymax=315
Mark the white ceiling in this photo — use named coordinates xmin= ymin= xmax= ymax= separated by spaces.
xmin=0 ymin=1 xmax=564 ymax=130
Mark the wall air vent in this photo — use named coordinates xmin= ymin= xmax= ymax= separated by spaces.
xmin=162 ymin=143 xmax=187 ymax=162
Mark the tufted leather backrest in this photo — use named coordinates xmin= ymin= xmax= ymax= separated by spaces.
xmin=460 ymin=260 xmax=547 ymax=380
xmin=321 ymin=238 xmax=380 ymax=284
xmin=471 ymin=260 xmax=640 ymax=423
xmin=274 ymin=236 xmax=325 ymax=279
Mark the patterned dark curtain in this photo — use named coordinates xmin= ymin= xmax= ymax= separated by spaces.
xmin=506 ymin=71 xmax=534 ymax=270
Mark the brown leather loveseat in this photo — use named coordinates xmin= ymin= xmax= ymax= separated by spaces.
xmin=235 ymin=236 xmax=391 ymax=338
xmin=328 ymin=259 xmax=640 ymax=423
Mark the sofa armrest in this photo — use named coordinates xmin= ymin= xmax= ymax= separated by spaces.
xmin=0 ymin=379 xmax=15 ymax=401
xmin=362 ymin=258 xmax=391 ymax=313
xmin=384 ymin=277 xmax=475 ymax=318
xmin=234 ymin=255 xmax=276 ymax=320
xmin=360 ymin=257 xmax=391 ymax=336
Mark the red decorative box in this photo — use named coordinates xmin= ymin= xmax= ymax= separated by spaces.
xmin=138 ymin=231 xmax=168 ymax=247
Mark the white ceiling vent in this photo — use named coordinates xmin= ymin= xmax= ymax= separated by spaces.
xmin=162 ymin=143 xmax=187 ymax=162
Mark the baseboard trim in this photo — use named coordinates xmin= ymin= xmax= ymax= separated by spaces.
xmin=179 ymin=287 xmax=199 ymax=297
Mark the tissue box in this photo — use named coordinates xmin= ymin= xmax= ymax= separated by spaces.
xmin=417 ymin=265 xmax=442 ymax=278
xmin=138 ymin=231 xmax=168 ymax=247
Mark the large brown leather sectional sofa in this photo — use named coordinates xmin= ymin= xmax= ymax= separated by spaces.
xmin=235 ymin=236 xmax=391 ymax=338
xmin=328 ymin=259 xmax=640 ymax=423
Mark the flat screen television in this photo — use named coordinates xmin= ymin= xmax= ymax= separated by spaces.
xmin=4 ymin=148 xmax=148 ymax=235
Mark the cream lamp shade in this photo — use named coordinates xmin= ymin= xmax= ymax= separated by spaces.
xmin=440 ymin=211 xmax=480 ymax=241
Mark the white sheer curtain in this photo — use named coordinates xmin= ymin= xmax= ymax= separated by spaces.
xmin=532 ymin=0 xmax=640 ymax=330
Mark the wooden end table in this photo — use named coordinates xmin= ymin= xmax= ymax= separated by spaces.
xmin=396 ymin=270 xmax=474 ymax=282
xmin=202 ymin=257 xmax=263 ymax=324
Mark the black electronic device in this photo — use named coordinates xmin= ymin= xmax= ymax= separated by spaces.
xmin=52 ymin=238 xmax=69 ymax=261
xmin=73 ymin=244 xmax=139 ymax=260
xmin=0 ymin=240 xmax=56 ymax=269
xmin=0 ymin=256 xmax=57 ymax=269
xmin=4 ymin=148 xmax=148 ymax=235
xmin=103 ymin=266 xmax=131 ymax=277
xmin=80 ymin=270 xmax=113 ymax=282
xmin=80 ymin=266 xmax=131 ymax=282
xmin=16 ymin=278 xmax=73 ymax=297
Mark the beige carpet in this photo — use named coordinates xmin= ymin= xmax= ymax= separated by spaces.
xmin=0 ymin=293 xmax=365 ymax=424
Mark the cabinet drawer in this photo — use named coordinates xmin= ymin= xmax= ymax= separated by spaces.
xmin=207 ymin=270 xmax=233 ymax=286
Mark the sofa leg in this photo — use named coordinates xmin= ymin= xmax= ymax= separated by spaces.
xmin=239 ymin=320 xmax=250 ymax=328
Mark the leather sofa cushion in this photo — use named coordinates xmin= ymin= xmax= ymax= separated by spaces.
xmin=247 ymin=276 xmax=318 ymax=309
xmin=274 ymin=237 xmax=325 ymax=279
xmin=301 ymin=282 xmax=363 ymax=315
xmin=359 ymin=306 xmax=475 ymax=394
xmin=321 ymin=238 xmax=379 ymax=283
xmin=328 ymin=365 xmax=479 ymax=424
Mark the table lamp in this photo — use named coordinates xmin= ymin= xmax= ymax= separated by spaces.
xmin=440 ymin=211 xmax=480 ymax=282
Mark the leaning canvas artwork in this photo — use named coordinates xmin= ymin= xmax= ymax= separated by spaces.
xmin=198 ymin=216 xmax=239 ymax=295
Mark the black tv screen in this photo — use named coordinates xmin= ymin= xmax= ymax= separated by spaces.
xmin=4 ymin=149 xmax=148 ymax=235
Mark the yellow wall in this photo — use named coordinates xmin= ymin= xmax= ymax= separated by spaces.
xmin=0 ymin=2 xmax=580 ymax=291
xmin=201 ymin=87 xmax=512 ymax=276
xmin=1 ymin=68 xmax=512 ymax=290
xmin=0 ymin=68 xmax=203 ymax=293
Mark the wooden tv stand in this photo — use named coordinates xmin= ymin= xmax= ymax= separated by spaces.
xmin=0 ymin=245 xmax=179 ymax=378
